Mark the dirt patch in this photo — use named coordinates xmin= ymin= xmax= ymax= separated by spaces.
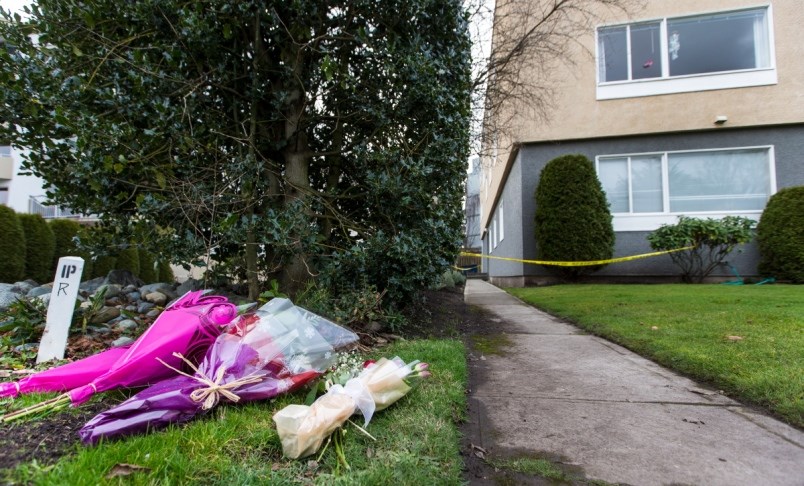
xmin=0 ymin=398 xmax=121 ymax=471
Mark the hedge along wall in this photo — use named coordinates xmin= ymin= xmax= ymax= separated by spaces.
xmin=49 ymin=219 xmax=94 ymax=280
xmin=116 ymin=246 xmax=140 ymax=277
xmin=0 ymin=205 xmax=26 ymax=283
xmin=757 ymin=186 xmax=804 ymax=283
xmin=533 ymin=153 xmax=614 ymax=280
xmin=92 ymin=255 xmax=117 ymax=279
xmin=18 ymin=213 xmax=56 ymax=283
xmin=138 ymin=249 xmax=157 ymax=283
xmin=157 ymin=260 xmax=174 ymax=283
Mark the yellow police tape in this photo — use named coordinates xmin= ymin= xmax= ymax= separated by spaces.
xmin=459 ymin=246 xmax=695 ymax=267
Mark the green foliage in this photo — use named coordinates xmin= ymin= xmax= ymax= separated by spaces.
xmin=49 ymin=219 xmax=90 ymax=277
xmin=137 ymin=249 xmax=157 ymax=284
xmin=0 ymin=204 xmax=25 ymax=283
xmin=757 ymin=186 xmax=804 ymax=283
xmin=115 ymin=247 xmax=140 ymax=277
xmin=74 ymin=286 xmax=107 ymax=334
xmin=257 ymin=279 xmax=288 ymax=304
xmin=0 ymin=205 xmax=26 ymax=283
xmin=91 ymin=255 xmax=116 ymax=279
xmin=432 ymin=269 xmax=466 ymax=290
xmin=295 ymin=281 xmax=406 ymax=332
xmin=17 ymin=214 xmax=56 ymax=283
xmin=0 ymin=298 xmax=47 ymax=344
xmin=157 ymin=260 xmax=174 ymax=283
xmin=648 ymin=216 xmax=756 ymax=283
xmin=533 ymin=154 xmax=614 ymax=279
xmin=0 ymin=0 xmax=471 ymax=305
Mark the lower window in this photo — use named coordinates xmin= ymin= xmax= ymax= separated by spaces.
xmin=597 ymin=146 xmax=773 ymax=228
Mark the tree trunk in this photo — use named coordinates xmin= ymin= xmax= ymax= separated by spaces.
xmin=245 ymin=8 xmax=261 ymax=301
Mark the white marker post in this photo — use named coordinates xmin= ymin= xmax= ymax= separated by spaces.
xmin=36 ymin=256 xmax=85 ymax=363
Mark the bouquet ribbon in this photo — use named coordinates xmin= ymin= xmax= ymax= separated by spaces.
xmin=157 ymin=352 xmax=264 ymax=410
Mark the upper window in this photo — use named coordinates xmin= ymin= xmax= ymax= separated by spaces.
xmin=597 ymin=7 xmax=775 ymax=99
xmin=597 ymin=146 xmax=775 ymax=231
xmin=0 ymin=146 xmax=11 ymax=157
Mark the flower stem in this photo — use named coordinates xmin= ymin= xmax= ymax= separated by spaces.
xmin=0 ymin=394 xmax=70 ymax=423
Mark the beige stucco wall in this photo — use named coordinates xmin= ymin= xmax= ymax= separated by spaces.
xmin=480 ymin=0 xmax=803 ymax=228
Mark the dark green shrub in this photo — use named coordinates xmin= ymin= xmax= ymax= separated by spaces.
xmin=534 ymin=154 xmax=614 ymax=279
xmin=115 ymin=247 xmax=140 ymax=276
xmin=18 ymin=213 xmax=56 ymax=283
xmin=92 ymin=255 xmax=117 ymax=279
xmin=757 ymin=186 xmax=804 ymax=283
xmin=0 ymin=205 xmax=26 ymax=283
xmin=157 ymin=260 xmax=174 ymax=283
xmin=49 ymin=219 xmax=93 ymax=279
xmin=138 ymin=249 xmax=157 ymax=283
xmin=647 ymin=216 xmax=756 ymax=283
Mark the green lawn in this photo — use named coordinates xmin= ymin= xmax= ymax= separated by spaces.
xmin=6 ymin=339 xmax=467 ymax=485
xmin=508 ymin=284 xmax=803 ymax=427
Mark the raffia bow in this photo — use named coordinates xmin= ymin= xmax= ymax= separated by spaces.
xmin=157 ymin=352 xmax=264 ymax=410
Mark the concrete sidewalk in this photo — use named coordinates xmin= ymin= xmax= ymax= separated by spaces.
xmin=464 ymin=279 xmax=804 ymax=486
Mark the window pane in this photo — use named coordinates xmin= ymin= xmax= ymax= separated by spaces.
xmin=668 ymin=149 xmax=770 ymax=212
xmin=630 ymin=23 xmax=662 ymax=80
xmin=631 ymin=156 xmax=663 ymax=212
xmin=668 ymin=9 xmax=769 ymax=77
xmin=598 ymin=158 xmax=629 ymax=212
xmin=598 ymin=26 xmax=628 ymax=82
xmin=0 ymin=146 xmax=11 ymax=157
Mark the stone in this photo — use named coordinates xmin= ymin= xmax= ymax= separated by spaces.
xmin=176 ymin=278 xmax=203 ymax=296
xmin=12 ymin=280 xmax=38 ymax=294
xmin=124 ymin=305 xmax=138 ymax=312
xmin=104 ymin=270 xmax=145 ymax=288
xmin=14 ymin=343 xmax=38 ymax=352
xmin=97 ymin=284 xmax=122 ymax=298
xmin=0 ymin=287 xmax=22 ymax=312
xmin=90 ymin=326 xmax=112 ymax=335
xmin=126 ymin=291 xmax=141 ymax=302
xmin=137 ymin=302 xmax=155 ymax=314
xmin=89 ymin=306 xmax=121 ymax=324
xmin=27 ymin=286 xmax=51 ymax=298
xmin=112 ymin=336 xmax=135 ymax=347
xmin=116 ymin=319 xmax=138 ymax=331
xmin=80 ymin=277 xmax=106 ymax=295
xmin=140 ymin=283 xmax=177 ymax=300
xmin=105 ymin=297 xmax=123 ymax=307
xmin=145 ymin=309 xmax=161 ymax=318
xmin=122 ymin=284 xmax=138 ymax=294
xmin=144 ymin=291 xmax=167 ymax=306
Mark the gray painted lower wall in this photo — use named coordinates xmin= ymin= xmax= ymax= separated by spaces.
xmin=483 ymin=125 xmax=804 ymax=283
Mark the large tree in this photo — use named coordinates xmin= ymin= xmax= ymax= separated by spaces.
xmin=0 ymin=0 xmax=471 ymax=301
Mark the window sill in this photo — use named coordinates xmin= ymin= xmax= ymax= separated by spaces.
xmin=612 ymin=211 xmax=762 ymax=232
xmin=597 ymin=68 xmax=777 ymax=100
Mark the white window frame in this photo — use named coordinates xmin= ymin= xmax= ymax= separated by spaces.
xmin=596 ymin=5 xmax=776 ymax=100
xmin=596 ymin=145 xmax=776 ymax=232
xmin=497 ymin=201 xmax=504 ymax=243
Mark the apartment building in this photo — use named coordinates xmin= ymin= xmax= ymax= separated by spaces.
xmin=481 ymin=0 xmax=804 ymax=286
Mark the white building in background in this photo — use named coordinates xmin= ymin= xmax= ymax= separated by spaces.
xmin=0 ymin=144 xmax=89 ymax=219
xmin=0 ymin=145 xmax=43 ymax=212
xmin=464 ymin=157 xmax=482 ymax=250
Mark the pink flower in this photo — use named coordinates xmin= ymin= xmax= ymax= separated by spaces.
xmin=414 ymin=362 xmax=429 ymax=372
xmin=363 ymin=359 xmax=376 ymax=368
